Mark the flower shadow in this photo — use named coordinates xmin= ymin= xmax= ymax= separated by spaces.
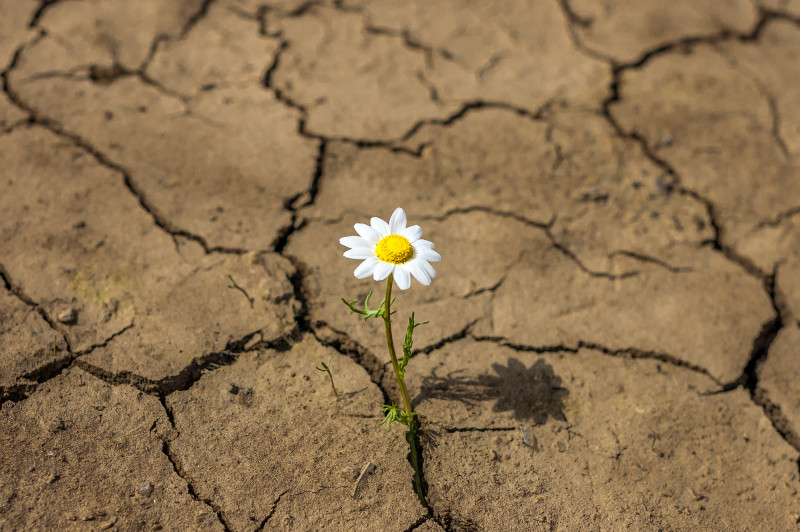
xmin=414 ymin=357 xmax=569 ymax=424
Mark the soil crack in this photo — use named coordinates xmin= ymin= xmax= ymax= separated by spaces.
xmin=156 ymin=396 xmax=233 ymax=532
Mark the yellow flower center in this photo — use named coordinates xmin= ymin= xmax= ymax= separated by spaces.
xmin=375 ymin=234 xmax=414 ymax=264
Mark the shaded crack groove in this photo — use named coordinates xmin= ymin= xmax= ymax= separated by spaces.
xmin=28 ymin=0 xmax=64 ymax=28
xmin=404 ymin=516 xmax=433 ymax=532
xmin=157 ymin=396 xmax=233 ymax=532
xmin=271 ymin=141 xmax=326 ymax=253
xmin=472 ymin=335 xmax=717 ymax=381
xmin=713 ymin=273 xmax=799 ymax=450
xmin=256 ymin=489 xmax=290 ymax=530
xmin=180 ymin=0 xmax=217 ymax=39
xmin=443 ymin=426 xmax=516 ymax=433
xmin=607 ymin=250 xmax=693 ymax=273
xmin=73 ymin=327 xmax=296 ymax=397
xmin=0 ymin=383 xmax=38 ymax=405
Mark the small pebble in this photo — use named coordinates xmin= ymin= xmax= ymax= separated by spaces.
xmin=137 ymin=482 xmax=154 ymax=497
xmin=57 ymin=308 xmax=77 ymax=324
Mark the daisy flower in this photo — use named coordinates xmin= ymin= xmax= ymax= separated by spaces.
xmin=339 ymin=207 xmax=441 ymax=290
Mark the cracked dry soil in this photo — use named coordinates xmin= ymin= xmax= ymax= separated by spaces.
xmin=2 ymin=0 xmax=800 ymax=530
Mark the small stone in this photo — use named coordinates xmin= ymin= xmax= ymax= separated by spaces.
xmin=78 ymin=508 xmax=105 ymax=521
xmin=137 ymin=482 xmax=154 ymax=497
xmin=57 ymin=308 xmax=77 ymax=324
xmin=98 ymin=516 xmax=117 ymax=530
xmin=519 ymin=426 xmax=537 ymax=449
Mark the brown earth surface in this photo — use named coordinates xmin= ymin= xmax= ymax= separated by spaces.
xmin=2 ymin=1 xmax=800 ymax=531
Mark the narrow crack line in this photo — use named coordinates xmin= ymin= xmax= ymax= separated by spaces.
xmin=463 ymin=277 xmax=505 ymax=300
xmin=471 ymin=335 xmax=579 ymax=355
xmin=416 ymin=320 xmax=479 ymax=356
xmin=558 ymin=0 xmax=593 ymax=29
xmin=258 ymin=16 xmax=550 ymax=160
xmin=256 ymin=489 xmax=290 ymax=531
xmin=73 ymin=330 xmax=274 ymax=397
xmin=180 ymin=0 xmax=217 ymax=39
xmin=607 ymin=250 xmax=693 ymax=273
xmin=544 ymin=227 xmax=640 ymax=280
xmin=418 ymin=204 xmax=550 ymax=230
xmin=600 ymin=44 xmax=773 ymax=285
xmin=577 ymin=341 xmax=720 ymax=383
xmin=28 ymin=0 xmax=66 ymax=28
xmin=676 ymin=187 xmax=768 ymax=279
xmin=0 ymin=262 xmax=72 ymax=352
xmin=754 ymin=205 xmax=800 ymax=229
xmin=226 ymin=275 xmax=254 ymax=308
xmin=607 ymin=9 xmax=775 ymax=74
xmin=138 ymin=34 xmax=170 ymax=72
xmin=711 ymin=43 xmax=790 ymax=158
xmin=156 ymin=396 xmax=233 ymax=532
xmin=471 ymin=334 xmax=717 ymax=382
xmin=301 ymin=139 xmax=327 ymax=209
xmin=73 ymin=321 xmax=135 ymax=356
xmin=556 ymin=0 xmax=615 ymax=64
xmin=441 ymin=426 xmax=516 ymax=433
xmin=3 ymin=39 xmax=252 ymax=257
xmin=363 ymin=23 xmax=465 ymax=71
xmin=399 ymin=99 xmax=551 ymax=146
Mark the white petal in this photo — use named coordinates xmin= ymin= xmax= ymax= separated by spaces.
xmin=416 ymin=248 xmax=441 ymax=262
xmin=340 ymin=235 xmax=371 ymax=249
xmin=389 ymin=208 xmax=407 ymax=233
xmin=354 ymin=223 xmax=381 ymax=244
xmin=394 ymin=266 xmax=411 ymax=290
xmin=344 ymin=248 xmax=374 ymax=259
xmin=414 ymin=239 xmax=435 ymax=249
xmin=420 ymin=259 xmax=437 ymax=279
xmin=400 ymin=225 xmax=422 ymax=242
xmin=406 ymin=260 xmax=431 ymax=285
xmin=373 ymin=261 xmax=394 ymax=281
xmin=370 ymin=217 xmax=390 ymax=238
xmin=354 ymin=257 xmax=379 ymax=279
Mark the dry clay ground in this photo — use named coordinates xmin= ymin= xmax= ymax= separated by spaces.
xmin=2 ymin=0 xmax=800 ymax=530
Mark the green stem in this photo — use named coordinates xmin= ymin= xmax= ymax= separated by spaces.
xmin=383 ymin=274 xmax=427 ymax=507
xmin=327 ymin=372 xmax=338 ymax=398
